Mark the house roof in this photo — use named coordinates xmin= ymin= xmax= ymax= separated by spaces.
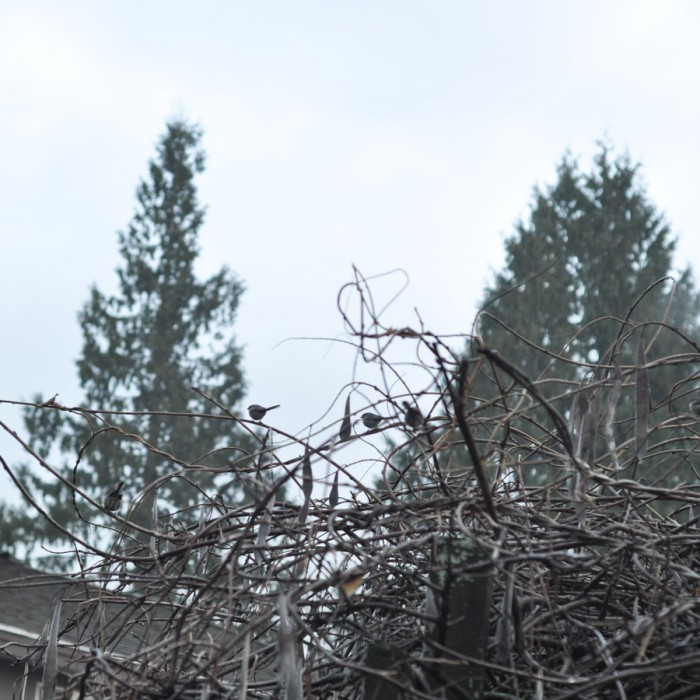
xmin=0 ymin=552 xmax=168 ymax=668
xmin=0 ymin=553 xmax=73 ymax=641
xmin=0 ymin=552 xmax=272 ymax=697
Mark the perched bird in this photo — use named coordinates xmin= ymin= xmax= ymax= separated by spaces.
xmin=690 ymin=398 xmax=700 ymax=416
xmin=103 ymin=481 xmax=124 ymax=512
xmin=402 ymin=401 xmax=424 ymax=430
xmin=247 ymin=404 xmax=280 ymax=421
xmin=337 ymin=570 xmax=365 ymax=598
xmin=361 ymin=412 xmax=385 ymax=430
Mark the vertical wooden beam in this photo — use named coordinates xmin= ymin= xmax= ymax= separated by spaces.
xmin=429 ymin=537 xmax=493 ymax=698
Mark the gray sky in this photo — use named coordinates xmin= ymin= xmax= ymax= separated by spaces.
xmin=2 ymin=1 xmax=699 ymax=495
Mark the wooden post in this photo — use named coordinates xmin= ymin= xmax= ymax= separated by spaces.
xmin=363 ymin=642 xmax=403 ymax=700
xmin=429 ymin=536 xmax=493 ymax=698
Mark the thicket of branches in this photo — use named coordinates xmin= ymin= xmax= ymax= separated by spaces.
xmin=3 ymin=268 xmax=700 ymax=699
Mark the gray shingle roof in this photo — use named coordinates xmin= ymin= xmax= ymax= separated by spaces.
xmin=0 ymin=552 xmax=169 ymax=667
xmin=0 ymin=553 xmax=73 ymax=640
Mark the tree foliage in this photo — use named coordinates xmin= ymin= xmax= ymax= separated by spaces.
xmin=482 ymin=147 xmax=697 ymax=367
xmin=476 ymin=145 xmax=700 ymax=486
xmin=3 ymin=120 xmax=256 ymax=563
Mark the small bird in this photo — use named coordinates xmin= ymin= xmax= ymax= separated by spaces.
xmin=402 ymin=401 xmax=424 ymax=430
xmin=103 ymin=481 xmax=124 ymax=512
xmin=690 ymin=398 xmax=700 ymax=416
xmin=247 ymin=404 xmax=280 ymax=421
xmin=361 ymin=412 xmax=385 ymax=430
xmin=337 ymin=570 xmax=365 ymax=598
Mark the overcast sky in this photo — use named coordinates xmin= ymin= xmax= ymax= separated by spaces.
xmin=2 ymin=1 xmax=700 ymax=496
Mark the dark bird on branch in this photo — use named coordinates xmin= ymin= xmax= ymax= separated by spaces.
xmin=361 ymin=412 xmax=385 ymax=430
xmin=103 ymin=481 xmax=124 ymax=512
xmin=402 ymin=401 xmax=424 ymax=430
xmin=248 ymin=404 xmax=280 ymax=421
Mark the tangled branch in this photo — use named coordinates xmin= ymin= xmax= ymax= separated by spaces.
xmin=3 ymin=268 xmax=700 ymax=699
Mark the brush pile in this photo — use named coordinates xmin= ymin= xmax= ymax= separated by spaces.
xmin=17 ymin=277 xmax=700 ymax=700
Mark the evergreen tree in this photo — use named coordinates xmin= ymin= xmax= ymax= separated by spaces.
xmin=481 ymin=148 xmax=694 ymax=369
xmin=475 ymin=145 xmax=700 ymax=487
xmin=2 ymin=120 xmax=256 ymax=564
